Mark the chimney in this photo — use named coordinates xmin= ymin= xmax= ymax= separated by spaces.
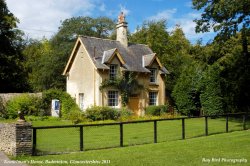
xmin=116 ymin=12 xmax=128 ymax=47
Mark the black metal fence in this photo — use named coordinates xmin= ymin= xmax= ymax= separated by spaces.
xmin=32 ymin=112 xmax=249 ymax=155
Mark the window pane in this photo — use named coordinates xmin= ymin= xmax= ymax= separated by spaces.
xmin=110 ymin=65 xmax=117 ymax=80
xmin=149 ymin=92 xmax=157 ymax=105
xmin=108 ymin=91 xmax=118 ymax=106
xmin=150 ymin=69 xmax=157 ymax=83
xmin=79 ymin=93 xmax=84 ymax=110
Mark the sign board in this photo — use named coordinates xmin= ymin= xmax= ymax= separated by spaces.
xmin=51 ymin=99 xmax=60 ymax=117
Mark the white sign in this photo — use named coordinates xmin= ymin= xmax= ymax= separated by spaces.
xmin=51 ymin=99 xmax=60 ymax=117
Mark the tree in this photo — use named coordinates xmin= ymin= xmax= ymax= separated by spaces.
xmin=200 ymin=64 xmax=224 ymax=115
xmin=23 ymin=39 xmax=55 ymax=91
xmin=192 ymin=0 xmax=250 ymax=55
xmin=172 ymin=60 xmax=204 ymax=116
xmin=0 ymin=0 xmax=29 ymax=92
xmin=163 ymin=25 xmax=191 ymax=92
xmin=129 ymin=20 xmax=169 ymax=56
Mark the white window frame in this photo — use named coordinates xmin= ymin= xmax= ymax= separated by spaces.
xmin=109 ymin=64 xmax=117 ymax=80
xmin=149 ymin=91 xmax=158 ymax=105
xmin=79 ymin=93 xmax=84 ymax=111
xmin=150 ymin=68 xmax=157 ymax=83
xmin=108 ymin=91 xmax=118 ymax=107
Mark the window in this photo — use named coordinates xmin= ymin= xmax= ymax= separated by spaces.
xmin=149 ymin=92 xmax=157 ymax=105
xmin=79 ymin=93 xmax=84 ymax=110
xmin=150 ymin=68 xmax=157 ymax=83
xmin=110 ymin=65 xmax=117 ymax=80
xmin=108 ymin=91 xmax=118 ymax=106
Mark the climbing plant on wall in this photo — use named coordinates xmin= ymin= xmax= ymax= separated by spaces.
xmin=99 ymin=71 xmax=144 ymax=106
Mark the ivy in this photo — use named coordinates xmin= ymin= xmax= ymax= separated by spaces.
xmin=100 ymin=72 xmax=144 ymax=106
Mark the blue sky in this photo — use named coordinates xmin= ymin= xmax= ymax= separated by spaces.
xmin=6 ymin=0 xmax=215 ymax=44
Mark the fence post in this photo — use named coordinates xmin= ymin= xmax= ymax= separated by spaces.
xmin=182 ymin=118 xmax=185 ymax=139
xmin=243 ymin=114 xmax=247 ymax=130
xmin=120 ymin=123 xmax=123 ymax=147
xmin=205 ymin=116 xmax=208 ymax=136
xmin=154 ymin=121 xmax=157 ymax=143
xmin=80 ymin=126 xmax=84 ymax=151
xmin=32 ymin=128 xmax=37 ymax=156
xmin=226 ymin=115 xmax=229 ymax=133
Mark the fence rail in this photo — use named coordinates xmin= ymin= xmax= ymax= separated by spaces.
xmin=32 ymin=112 xmax=249 ymax=155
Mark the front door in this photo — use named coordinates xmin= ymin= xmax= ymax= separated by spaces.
xmin=128 ymin=97 xmax=139 ymax=115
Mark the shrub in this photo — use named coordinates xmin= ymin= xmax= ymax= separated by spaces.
xmin=67 ymin=110 xmax=86 ymax=124
xmin=117 ymin=107 xmax=133 ymax=121
xmin=85 ymin=106 xmax=119 ymax=121
xmin=42 ymin=89 xmax=81 ymax=118
xmin=145 ymin=105 xmax=169 ymax=116
xmin=6 ymin=94 xmax=43 ymax=119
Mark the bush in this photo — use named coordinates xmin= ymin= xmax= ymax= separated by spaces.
xmin=145 ymin=105 xmax=169 ymax=116
xmin=6 ymin=94 xmax=43 ymax=119
xmin=42 ymin=89 xmax=81 ymax=118
xmin=85 ymin=106 xmax=119 ymax=121
xmin=117 ymin=107 xmax=133 ymax=121
xmin=67 ymin=110 xmax=86 ymax=124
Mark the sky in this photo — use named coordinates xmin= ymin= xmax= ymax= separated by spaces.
xmin=5 ymin=0 xmax=216 ymax=44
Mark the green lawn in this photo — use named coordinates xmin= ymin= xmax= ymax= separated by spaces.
xmin=17 ymin=130 xmax=250 ymax=166
xmin=31 ymin=117 xmax=248 ymax=155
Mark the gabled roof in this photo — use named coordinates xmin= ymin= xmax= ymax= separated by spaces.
xmin=102 ymin=48 xmax=125 ymax=65
xmin=142 ymin=53 xmax=163 ymax=68
xmin=63 ymin=36 xmax=168 ymax=75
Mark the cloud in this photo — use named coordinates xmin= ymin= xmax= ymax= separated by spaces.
xmin=148 ymin=9 xmax=177 ymax=21
xmin=149 ymin=10 xmax=215 ymax=43
xmin=6 ymin=0 xmax=96 ymax=39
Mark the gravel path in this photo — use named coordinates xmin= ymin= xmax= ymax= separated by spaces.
xmin=0 ymin=151 xmax=28 ymax=166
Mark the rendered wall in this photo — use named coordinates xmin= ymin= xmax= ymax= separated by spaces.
xmin=66 ymin=45 xmax=95 ymax=110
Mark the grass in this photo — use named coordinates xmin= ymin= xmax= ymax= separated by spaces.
xmin=16 ymin=130 xmax=250 ymax=166
xmin=30 ymin=116 xmax=249 ymax=155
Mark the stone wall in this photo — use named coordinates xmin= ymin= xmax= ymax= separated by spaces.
xmin=0 ymin=122 xmax=32 ymax=156
xmin=0 ymin=93 xmax=42 ymax=105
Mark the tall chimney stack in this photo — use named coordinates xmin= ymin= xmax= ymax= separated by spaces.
xmin=116 ymin=12 xmax=128 ymax=47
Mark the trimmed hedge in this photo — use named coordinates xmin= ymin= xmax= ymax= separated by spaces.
xmin=145 ymin=105 xmax=169 ymax=116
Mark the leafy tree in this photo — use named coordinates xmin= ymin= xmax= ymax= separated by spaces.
xmin=93 ymin=17 xmax=116 ymax=38
xmin=192 ymin=0 xmax=250 ymax=55
xmin=23 ymin=39 xmax=58 ymax=91
xmin=0 ymin=0 xmax=29 ymax=92
xmin=129 ymin=20 xmax=169 ymax=56
xmin=200 ymin=65 xmax=224 ymax=115
xmin=163 ymin=26 xmax=191 ymax=92
xmin=172 ymin=61 xmax=204 ymax=116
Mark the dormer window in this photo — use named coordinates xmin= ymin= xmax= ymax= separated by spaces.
xmin=150 ymin=68 xmax=157 ymax=83
xmin=110 ymin=64 xmax=117 ymax=80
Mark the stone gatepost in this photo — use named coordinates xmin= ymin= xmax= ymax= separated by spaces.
xmin=15 ymin=121 xmax=32 ymax=156
xmin=0 ymin=121 xmax=33 ymax=156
